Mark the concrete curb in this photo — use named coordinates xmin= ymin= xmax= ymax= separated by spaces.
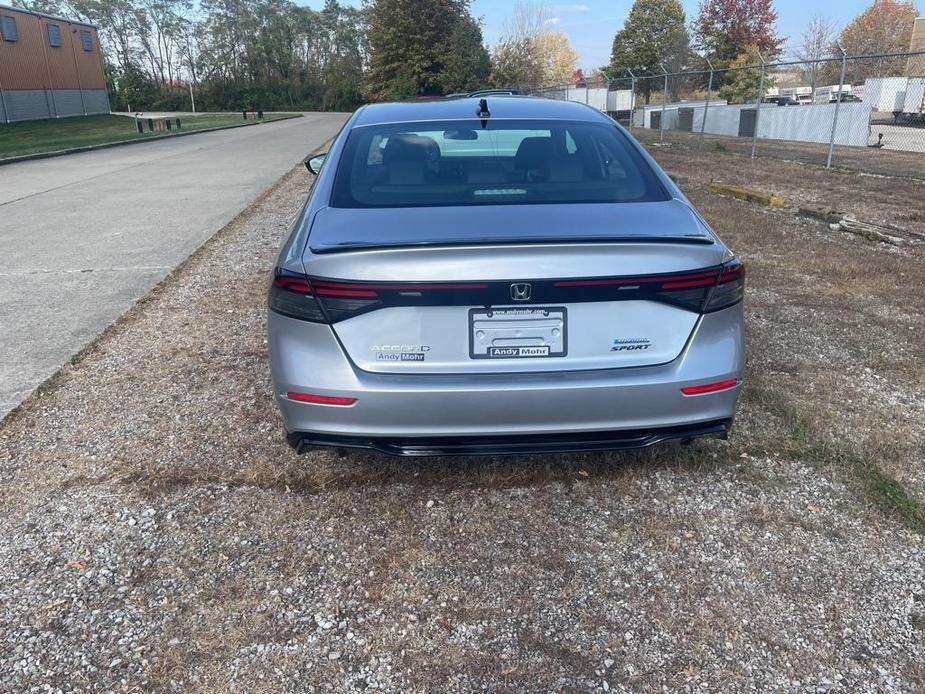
xmin=0 ymin=113 xmax=303 ymax=167
xmin=707 ymin=181 xmax=785 ymax=208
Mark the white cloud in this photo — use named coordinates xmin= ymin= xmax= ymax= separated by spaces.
xmin=544 ymin=16 xmax=561 ymax=25
xmin=551 ymin=3 xmax=591 ymax=12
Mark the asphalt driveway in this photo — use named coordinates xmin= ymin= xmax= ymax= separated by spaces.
xmin=0 ymin=112 xmax=348 ymax=418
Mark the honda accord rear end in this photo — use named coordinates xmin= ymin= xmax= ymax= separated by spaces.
xmin=268 ymin=97 xmax=744 ymax=456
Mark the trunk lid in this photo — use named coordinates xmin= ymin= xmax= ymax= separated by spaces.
xmin=303 ymin=201 xmax=727 ymax=375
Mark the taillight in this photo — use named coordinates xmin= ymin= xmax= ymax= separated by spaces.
xmin=657 ymin=259 xmax=745 ymax=313
xmin=310 ymin=280 xmax=383 ymax=322
xmin=268 ymin=271 xmax=382 ymax=323
xmin=268 ymin=269 xmax=326 ymax=322
xmin=268 ymin=261 xmax=745 ymax=323
xmin=703 ymin=260 xmax=745 ymax=312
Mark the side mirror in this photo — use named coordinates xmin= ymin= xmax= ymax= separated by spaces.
xmin=305 ymin=153 xmax=327 ymax=175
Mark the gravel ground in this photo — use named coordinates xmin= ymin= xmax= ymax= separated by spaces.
xmin=1 ymin=153 xmax=924 ymax=691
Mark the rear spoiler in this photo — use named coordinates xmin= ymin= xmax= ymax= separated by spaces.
xmin=310 ymin=235 xmax=715 ymax=254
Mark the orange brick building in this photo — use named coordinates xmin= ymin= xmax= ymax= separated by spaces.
xmin=0 ymin=4 xmax=109 ymax=122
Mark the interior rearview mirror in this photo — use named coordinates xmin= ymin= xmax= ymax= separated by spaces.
xmin=305 ymin=153 xmax=327 ymax=175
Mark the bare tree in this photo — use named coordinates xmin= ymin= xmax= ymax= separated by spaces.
xmin=501 ymin=0 xmax=549 ymax=46
xmin=794 ymin=13 xmax=837 ymax=92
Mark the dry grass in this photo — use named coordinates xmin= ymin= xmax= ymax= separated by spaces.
xmin=667 ymin=154 xmax=925 ymax=520
xmin=634 ymin=127 xmax=925 ymax=180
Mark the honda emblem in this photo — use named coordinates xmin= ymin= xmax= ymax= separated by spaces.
xmin=510 ymin=283 xmax=532 ymax=301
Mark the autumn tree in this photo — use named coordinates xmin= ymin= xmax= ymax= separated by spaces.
xmin=693 ymin=0 xmax=784 ymax=65
xmin=535 ymin=30 xmax=579 ymax=84
xmin=836 ymin=0 xmax=918 ymax=82
xmin=608 ymin=0 xmax=689 ymax=103
xmin=490 ymin=2 xmax=578 ymax=89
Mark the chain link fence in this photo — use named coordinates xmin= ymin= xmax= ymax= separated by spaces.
xmin=523 ymin=50 xmax=925 ymax=179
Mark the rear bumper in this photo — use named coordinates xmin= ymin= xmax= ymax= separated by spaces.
xmin=286 ymin=419 xmax=731 ymax=457
xmin=268 ymin=302 xmax=744 ymax=445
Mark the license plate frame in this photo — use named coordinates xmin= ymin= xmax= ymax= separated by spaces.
xmin=468 ymin=306 xmax=568 ymax=359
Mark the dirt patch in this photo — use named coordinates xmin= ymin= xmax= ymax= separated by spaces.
xmin=1 ymin=153 xmax=924 ymax=691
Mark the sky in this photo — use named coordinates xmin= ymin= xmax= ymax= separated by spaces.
xmin=301 ymin=0 xmax=888 ymax=71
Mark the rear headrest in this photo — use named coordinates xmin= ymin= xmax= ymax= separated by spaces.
xmin=514 ymin=137 xmax=555 ymax=170
xmin=383 ymin=134 xmax=439 ymax=164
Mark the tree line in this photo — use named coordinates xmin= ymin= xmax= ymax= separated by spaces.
xmin=606 ymin=0 xmax=920 ymax=105
xmin=11 ymin=0 xmax=920 ymax=111
xmin=11 ymin=0 xmax=583 ymax=112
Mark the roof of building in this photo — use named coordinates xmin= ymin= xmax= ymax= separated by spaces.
xmin=0 ymin=3 xmax=96 ymax=29
xmin=352 ymin=96 xmax=608 ymax=127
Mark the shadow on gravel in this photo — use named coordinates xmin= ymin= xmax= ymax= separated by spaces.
xmin=120 ymin=438 xmax=741 ymax=499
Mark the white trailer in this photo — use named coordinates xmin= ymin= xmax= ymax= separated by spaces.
xmin=780 ymin=86 xmax=812 ymax=101
xmin=814 ymin=84 xmax=854 ymax=103
xmin=902 ymin=78 xmax=925 ymax=114
xmin=606 ymin=89 xmax=634 ymax=112
xmin=864 ymin=77 xmax=908 ymax=112
xmin=564 ymin=86 xmax=608 ymax=112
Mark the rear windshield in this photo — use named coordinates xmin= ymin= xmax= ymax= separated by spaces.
xmin=331 ymin=119 xmax=668 ymax=208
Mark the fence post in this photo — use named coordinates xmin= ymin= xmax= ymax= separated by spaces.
xmin=826 ymin=44 xmax=848 ymax=169
xmin=660 ymin=63 xmax=668 ymax=144
xmin=751 ymin=52 xmax=766 ymax=159
xmin=700 ymin=58 xmax=714 ymax=147
xmin=627 ymin=69 xmax=636 ymax=131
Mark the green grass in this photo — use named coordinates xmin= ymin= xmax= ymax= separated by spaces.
xmin=740 ymin=379 xmax=925 ymax=534
xmin=0 ymin=112 xmax=295 ymax=159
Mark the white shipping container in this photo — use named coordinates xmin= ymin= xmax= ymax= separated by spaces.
xmin=606 ymin=89 xmax=634 ymax=112
xmin=586 ymin=87 xmax=608 ymax=111
xmin=562 ymin=86 xmax=607 ymax=111
xmin=902 ymin=78 xmax=925 ymax=114
xmin=864 ymin=77 xmax=908 ymax=111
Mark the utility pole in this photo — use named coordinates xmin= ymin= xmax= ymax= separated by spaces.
xmin=188 ymin=80 xmax=196 ymax=113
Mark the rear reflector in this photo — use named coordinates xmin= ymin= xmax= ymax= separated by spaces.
xmin=681 ymin=378 xmax=740 ymax=395
xmin=286 ymin=391 xmax=357 ymax=406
